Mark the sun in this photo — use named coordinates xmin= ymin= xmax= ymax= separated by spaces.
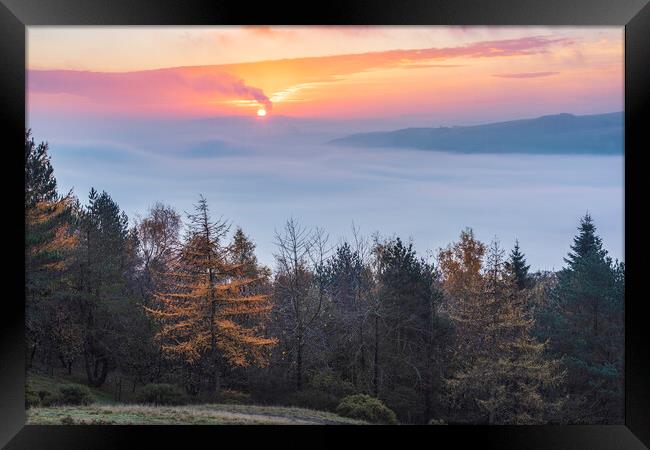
xmin=257 ymin=108 xmax=267 ymax=117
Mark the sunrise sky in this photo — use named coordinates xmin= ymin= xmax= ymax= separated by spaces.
xmin=26 ymin=27 xmax=624 ymax=270
xmin=28 ymin=26 xmax=623 ymax=122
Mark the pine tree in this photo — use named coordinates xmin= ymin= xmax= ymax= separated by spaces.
xmin=373 ymin=237 xmax=450 ymax=423
xmin=146 ymin=196 xmax=276 ymax=394
xmin=535 ymin=213 xmax=624 ymax=423
xmin=506 ymin=239 xmax=530 ymax=290
xmin=25 ymin=129 xmax=57 ymax=208
xmin=75 ymin=188 xmax=132 ymax=386
xmin=231 ymin=227 xmax=269 ymax=280
xmin=25 ymin=131 xmax=81 ymax=373
xmin=25 ymin=195 xmax=79 ymax=372
xmin=322 ymin=242 xmax=373 ymax=390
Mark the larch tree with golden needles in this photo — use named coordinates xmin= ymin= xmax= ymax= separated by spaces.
xmin=25 ymin=130 xmax=79 ymax=372
xmin=146 ymin=196 xmax=276 ymax=394
xmin=439 ymin=231 xmax=565 ymax=424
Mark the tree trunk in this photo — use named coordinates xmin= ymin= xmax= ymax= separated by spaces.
xmin=28 ymin=343 xmax=37 ymax=370
xmin=84 ymin=352 xmax=109 ymax=387
xmin=296 ymin=332 xmax=303 ymax=390
xmin=373 ymin=314 xmax=380 ymax=397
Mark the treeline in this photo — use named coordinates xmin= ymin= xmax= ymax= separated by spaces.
xmin=25 ymin=130 xmax=624 ymax=424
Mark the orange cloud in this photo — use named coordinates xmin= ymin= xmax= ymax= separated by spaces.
xmin=492 ymin=71 xmax=560 ymax=78
xmin=28 ymin=35 xmax=607 ymax=118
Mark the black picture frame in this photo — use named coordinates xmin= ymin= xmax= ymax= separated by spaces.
xmin=1 ymin=1 xmax=648 ymax=448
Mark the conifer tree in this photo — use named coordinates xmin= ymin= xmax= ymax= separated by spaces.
xmin=25 ymin=130 xmax=80 ymax=372
xmin=535 ymin=213 xmax=624 ymax=423
xmin=322 ymin=242 xmax=373 ymax=389
xmin=506 ymin=239 xmax=530 ymax=290
xmin=26 ymin=195 xmax=79 ymax=371
xmin=147 ymin=196 xmax=276 ymax=394
xmin=25 ymin=129 xmax=57 ymax=208
xmin=75 ymin=188 xmax=132 ymax=386
xmin=373 ymin=237 xmax=450 ymax=423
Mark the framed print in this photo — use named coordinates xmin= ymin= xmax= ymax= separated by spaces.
xmin=1 ymin=0 xmax=649 ymax=448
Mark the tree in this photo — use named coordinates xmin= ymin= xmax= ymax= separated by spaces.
xmin=373 ymin=237 xmax=451 ymax=423
xmin=25 ymin=196 xmax=79 ymax=372
xmin=440 ymin=233 xmax=564 ymax=424
xmin=25 ymin=129 xmax=57 ymax=208
xmin=136 ymin=203 xmax=181 ymax=306
xmin=74 ymin=188 xmax=132 ymax=387
xmin=321 ymin=239 xmax=374 ymax=390
xmin=273 ymin=218 xmax=329 ymax=390
xmin=146 ymin=196 xmax=276 ymax=395
xmin=25 ymin=130 xmax=81 ymax=373
xmin=535 ymin=213 xmax=624 ymax=423
xmin=506 ymin=239 xmax=530 ymax=290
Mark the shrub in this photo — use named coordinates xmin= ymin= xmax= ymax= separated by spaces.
xmin=137 ymin=383 xmax=187 ymax=405
xmin=289 ymin=370 xmax=357 ymax=411
xmin=428 ymin=418 xmax=447 ymax=425
xmin=57 ymin=384 xmax=93 ymax=406
xmin=214 ymin=389 xmax=251 ymax=405
xmin=90 ymin=418 xmax=116 ymax=425
xmin=60 ymin=416 xmax=76 ymax=425
xmin=25 ymin=386 xmax=40 ymax=408
xmin=289 ymin=389 xmax=340 ymax=411
xmin=381 ymin=385 xmax=423 ymax=423
xmin=249 ymin=375 xmax=293 ymax=405
xmin=40 ymin=391 xmax=61 ymax=407
xmin=308 ymin=370 xmax=355 ymax=398
xmin=336 ymin=394 xmax=399 ymax=425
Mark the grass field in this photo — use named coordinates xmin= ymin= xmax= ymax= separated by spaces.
xmin=28 ymin=373 xmax=116 ymax=405
xmin=26 ymin=371 xmax=370 ymax=425
xmin=26 ymin=403 xmax=368 ymax=425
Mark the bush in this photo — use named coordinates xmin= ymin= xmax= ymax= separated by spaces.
xmin=40 ymin=391 xmax=61 ymax=407
xmin=25 ymin=386 xmax=40 ymax=408
xmin=289 ymin=370 xmax=357 ymax=411
xmin=381 ymin=385 xmax=423 ymax=423
xmin=308 ymin=370 xmax=355 ymax=398
xmin=137 ymin=383 xmax=187 ymax=405
xmin=214 ymin=389 xmax=251 ymax=405
xmin=60 ymin=416 xmax=76 ymax=425
xmin=336 ymin=394 xmax=399 ymax=425
xmin=428 ymin=418 xmax=447 ymax=425
xmin=289 ymin=389 xmax=340 ymax=411
xmin=57 ymin=384 xmax=93 ymax=406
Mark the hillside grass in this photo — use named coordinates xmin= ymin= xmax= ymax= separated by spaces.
xmin=27 ymin=373 xmax=116 ymax=405
xmin=26 ymin=403 xmax=369 ymax=425
xmin=26 ymin=372 xmax=370 ymax=425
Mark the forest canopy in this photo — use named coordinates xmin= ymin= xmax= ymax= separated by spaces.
xmin=25 ymin=130 xmax=624 ymax=424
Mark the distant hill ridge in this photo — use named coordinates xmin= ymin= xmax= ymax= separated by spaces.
xmin=328 ymin=112 xmax=623 ymax=154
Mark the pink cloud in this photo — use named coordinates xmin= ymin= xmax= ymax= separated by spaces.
xmin=27 ymin=35 xmax=577 ymax=117
xmin=29 ymin=69 xmax=272 ymax=112
xmin=492 ymin=71 xmax=560 ymax=78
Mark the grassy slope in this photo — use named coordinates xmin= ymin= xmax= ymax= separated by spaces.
xmin=27 ymin=373 xmax=116 ymax=405
xmin=26 ymin=373 xmax=367 ymax=425
xmin=26 ymin=404 xmax=368 ymax=425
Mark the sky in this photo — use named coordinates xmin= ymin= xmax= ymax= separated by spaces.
xmin=26 ymin=26 xmax=624 ymax=270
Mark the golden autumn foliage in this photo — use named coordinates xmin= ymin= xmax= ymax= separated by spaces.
xmin=145 ymin=198 xmax=276 ymax=372
xmin=26 ymin=196 xmax=78 ymax=273
xmin=439 ymin=231 xmax=565 ymax=424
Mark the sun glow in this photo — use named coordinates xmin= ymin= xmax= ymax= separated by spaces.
xmin=257 ymin=108 xmax=267 ymax=117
